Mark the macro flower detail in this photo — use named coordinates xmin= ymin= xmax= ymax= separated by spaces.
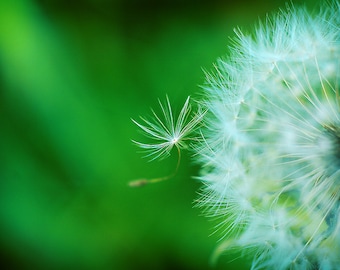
xmin=196 ymin=2 xmax=340 ymax=269
xmin=132 ymin=1 xmax=340 ymax=269
xmin=132 ymin=95 xmax=204 ymax=161
xmin=131 ymin=96 xmax=205 ymax=187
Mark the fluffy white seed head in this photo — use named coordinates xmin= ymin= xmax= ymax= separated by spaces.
xmin=196 ymin=2 xmax=340 ymax=269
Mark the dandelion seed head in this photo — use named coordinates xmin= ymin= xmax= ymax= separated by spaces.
xmin=195 ymin=2 xmax=340 ymax=269
xmin=132 ymin=1 xmax=340 ymax=267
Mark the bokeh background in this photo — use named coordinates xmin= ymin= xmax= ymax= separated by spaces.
xmin=0 ymin=0 xmax=316 ymax=269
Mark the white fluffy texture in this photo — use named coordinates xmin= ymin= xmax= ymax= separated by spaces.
xmin=197 ymin=3 xmax=340 ymax=269
xmin=132 ymin=96 xmax=205 ymax=161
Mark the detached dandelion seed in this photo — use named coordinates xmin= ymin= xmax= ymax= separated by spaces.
xmin=130 ymin=96 xmax=205 ymax=187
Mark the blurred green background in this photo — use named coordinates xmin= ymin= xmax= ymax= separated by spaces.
xmin=0 ymin=0 xmax=315 ymax=269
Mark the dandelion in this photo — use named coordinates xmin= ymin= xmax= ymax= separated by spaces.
xmin=195 ymin=2 xmax=340 ymax=269
xmin=130 ymin=95 xmax=205 ymax=186
xmin=132 ymin=1 xmax=340 ymax=268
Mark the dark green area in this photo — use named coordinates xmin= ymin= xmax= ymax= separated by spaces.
xmin=0 ymin=0 xmax=316 ymax=269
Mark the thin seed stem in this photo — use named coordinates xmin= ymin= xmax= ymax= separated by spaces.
xmin=129 ymin=147 xmax=182 ymax=187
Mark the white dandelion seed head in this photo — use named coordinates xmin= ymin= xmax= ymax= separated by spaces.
xmin=195 ymin=2 xmax=340 ymax=269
